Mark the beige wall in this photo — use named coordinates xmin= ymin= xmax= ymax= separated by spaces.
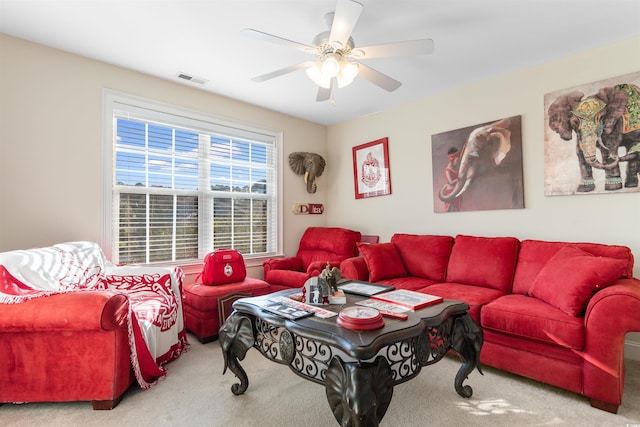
xmin=0 ymin=33 xmax=327 ymax=278
xmin=1 ymin=33 xmax=639 ymax=356
xmin=326 ymin=35 xmax=640 ymax=275
xmin=325 ymin=36 xmax=640 ymax=357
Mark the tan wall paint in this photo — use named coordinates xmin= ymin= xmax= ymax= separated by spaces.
xmin=327 ymin=36 xmax=640 ymax=275
xmin=1 ymin=33 xmax=639 ymax=357
xmin=325 ymin=36 xmax=640 ymax=356
xmin=0 ymin=33 xmax=328 ymax=278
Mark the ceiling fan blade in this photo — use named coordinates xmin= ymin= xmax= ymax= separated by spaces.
xmin=241 ymin=28 xmax=314 ymax=53
xmin=317 ymin=86 xmax=331 ymax=102
xmin=356 ymin=38 xmax=435 ymax=59
xmin=355 ymin=63 xmax=402 ymax=92
xmin=316 ymin=78 xmax=338 ymax=103
xmin=251 ymin=61 xmax=315 ymax=82
xmin=329 ymin=0 xmax=363 ymax=47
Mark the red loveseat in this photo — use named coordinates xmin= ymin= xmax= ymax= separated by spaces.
xmin=340 ymin=233 xmax=640 ymax=413
xmin=263 ymin=227 xmax=361 ymax=291
xmin=0 ymin=242 xmax=188 ymax=409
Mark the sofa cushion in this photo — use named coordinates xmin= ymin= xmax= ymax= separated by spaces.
xmin=528 ymin=245 xmax=628 ymax=317
xmin=374 ymin=276 xmax=437 ymax=292
xmin=420 ymin=283 xmax=505 ymax=325
xmin=297 ymin=227 xmax=361 ymax=269
xmin=481 ymin=294 xmax=584 ymax=350
xmin=512 ymin=239 xmax=634 ymax=295
xmin=358 ymin=242 xmax=407 ymax=282
xmin=390 ymin=234 xmax=453 ymax=282
xmin=183 ymin=277 xmax=271 ymax=312
xmin=446 ymin=235 xmax=520 ymax=293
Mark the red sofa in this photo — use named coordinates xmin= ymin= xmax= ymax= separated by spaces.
xmin=0 ymin=242 xmax=188 ymax=409
xmin=340 ymin=233 xmax=640 ymax=413
xmin=263 ymin=227 xmax=362 ymax=291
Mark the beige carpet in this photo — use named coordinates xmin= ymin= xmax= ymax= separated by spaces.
xmin=2 ymin=333 xmax=639 ymax=426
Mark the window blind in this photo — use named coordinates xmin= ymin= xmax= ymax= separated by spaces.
xmin=106 ymin=93 xmax=279 ymax=265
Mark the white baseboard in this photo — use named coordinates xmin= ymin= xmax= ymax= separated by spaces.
xmin=626 ymin=339 xmax=640 ymax=361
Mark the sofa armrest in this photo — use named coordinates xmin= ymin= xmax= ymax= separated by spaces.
xmin=340 ymin=256 xmax=369 ymax=281
xmin=307 ymin=260 xmax=341 ymax=277
xmin=0 ymin=291 xmax=129 ymax=332
xmin=585 ymin=278 xmax=640 ymax=330
xmin=105 ymin=265 xmax=183 ymax=284
xmin=105 ymin=264 xmax=184 ymax=297
xmin=263 ymin=257 xmax=304 ymax=274
xmin=262 ymin=257 xmax=306 ymax=289
xmin=583 ymin=277 xmax=640 ymax=404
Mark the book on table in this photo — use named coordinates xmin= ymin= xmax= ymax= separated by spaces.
xmin=355 ymin=299 xmax=411 ymax=313
xmin=371 ymin=289 xmax=443 ymax=310
xmin=338 ymin=280 xmax=395 ymax=296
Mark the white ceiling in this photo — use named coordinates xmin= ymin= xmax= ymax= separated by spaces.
xmin=2 ymin=0 xmax=639 ymax=126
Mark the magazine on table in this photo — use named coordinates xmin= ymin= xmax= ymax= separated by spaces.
xmin=371 ymin=289 xmax=443 ymax=310
xmin=262 ymin=301 xmax=315 ymax=320
xmin=269 ymin=296 xmax=338 ymax=318
xmin=338 ymin=280 xmax=395 ymax=296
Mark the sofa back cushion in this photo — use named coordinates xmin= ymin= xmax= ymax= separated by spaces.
xmin=297 ymin=227 xmax=362 ymax=269
xmin=358 ymin=242 xmax=408 ymax=282
xmin=512 ymin=239 xmax=634 ymax=295
xmin=446 ymin=235 xmax=520 ymax=293
xmin=391 ymin=234 xmax=454 ymax=282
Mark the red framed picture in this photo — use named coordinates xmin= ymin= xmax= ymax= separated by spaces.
xmin=352 ymin=137 xmax=392 ymax=199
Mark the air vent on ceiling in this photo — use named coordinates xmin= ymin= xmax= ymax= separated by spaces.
xmin=176 ymin=72 xmax=208 ymax=85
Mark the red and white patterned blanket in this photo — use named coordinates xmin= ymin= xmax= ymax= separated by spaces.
xmin=0 ymin=241 xmax=188 ymax=389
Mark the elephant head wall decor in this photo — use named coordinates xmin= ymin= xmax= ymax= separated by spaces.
xmin=289 ymin=152 xmax=326 ymax=193
xmin=547 ymin=83 xmax=640 ymax=192
xmin=436 ymin=115 xmax=523 ymax=211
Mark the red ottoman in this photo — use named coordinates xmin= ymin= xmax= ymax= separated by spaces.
xmin=183 ymin=277 xmax=272 ymax=343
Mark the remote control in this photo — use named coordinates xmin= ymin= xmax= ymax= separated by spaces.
xmin=377 ymin=310 xmax=408 ymax=320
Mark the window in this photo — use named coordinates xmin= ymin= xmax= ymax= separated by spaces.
xmin=103 ymin=90 xmax=281 ymax=265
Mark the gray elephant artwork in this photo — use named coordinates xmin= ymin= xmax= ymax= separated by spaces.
xmin=289 ymin=152 xmax=326 ymax=193
xmin=544 ymin=71 xmax=640 ymax=196
xmin=431 ymin=115 xmax=524 ymax=213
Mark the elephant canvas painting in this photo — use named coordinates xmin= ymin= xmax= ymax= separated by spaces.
xmin=544 ymin=71 xmax=640 ymax=196
xmin=431 ymin=115 xmax=524 ymax=213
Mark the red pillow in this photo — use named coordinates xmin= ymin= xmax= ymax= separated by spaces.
xmin=528 ymin=245 xmax=627 ymax=316
xmin=358 ymin=242 xmax=407 ymax=282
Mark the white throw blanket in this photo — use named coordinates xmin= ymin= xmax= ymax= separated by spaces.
xmin=0 ymin=241 xmax=188 ymax=389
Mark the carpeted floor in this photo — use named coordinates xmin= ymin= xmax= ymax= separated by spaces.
xmin=2 ymin=333 xmax=639 ymax=426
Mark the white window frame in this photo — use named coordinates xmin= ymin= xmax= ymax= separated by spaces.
xmin=101 ymin=89 xmax=283 ymax=266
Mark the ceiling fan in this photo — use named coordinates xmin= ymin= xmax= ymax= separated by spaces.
xmin=242 ymin=0 xmax=434 ymax=104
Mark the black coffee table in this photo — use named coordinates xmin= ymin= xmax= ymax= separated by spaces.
xmin=220 ymin=288 xmax=483 ymax=426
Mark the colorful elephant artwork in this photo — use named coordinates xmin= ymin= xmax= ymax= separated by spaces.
xmin=431 ymin=115 xmax=524 ymax=213
xmin=544 ymin=71 xmax=640 ymax=196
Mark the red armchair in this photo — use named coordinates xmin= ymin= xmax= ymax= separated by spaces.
xmin=263 ymin=227 xmax=362 ymax=291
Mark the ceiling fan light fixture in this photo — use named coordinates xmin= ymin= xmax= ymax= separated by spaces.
xmin=307 ymin=57 xmax=359 ymax=89
xmin=306 ymin=62 xmax=331 ymax=88
xmin=321 ymin=53 xmax=341 ymax=78
xmin=337 ymin=61 xmax=358 ymax=87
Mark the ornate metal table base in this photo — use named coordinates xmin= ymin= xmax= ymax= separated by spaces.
xmin=220 ymin=308 xmax=483 ymax=427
